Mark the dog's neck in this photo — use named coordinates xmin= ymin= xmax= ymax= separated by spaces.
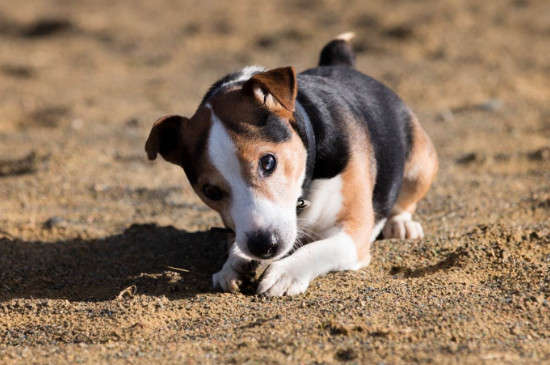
xmin=294 ymin=100 xmax=316 ymax=213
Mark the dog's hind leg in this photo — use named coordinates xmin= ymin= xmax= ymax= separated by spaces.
xmin=383 ymin=113 xmax=438 ymax=239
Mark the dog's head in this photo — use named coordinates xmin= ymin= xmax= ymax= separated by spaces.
xmin=145 ymin=67 xmax=307 ymax=260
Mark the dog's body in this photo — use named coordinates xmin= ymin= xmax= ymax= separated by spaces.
xmin=145 ymin=34 xmax=438 ymax=296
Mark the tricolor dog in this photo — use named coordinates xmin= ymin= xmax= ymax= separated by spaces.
xmin=145 ymin=33 xmax=438 ymax=296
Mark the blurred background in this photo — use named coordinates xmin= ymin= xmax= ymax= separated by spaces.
xmin=0 ymin=0 xmax=549 ymax=239
xmin=1 ymin=1 xmax=549 ymax=363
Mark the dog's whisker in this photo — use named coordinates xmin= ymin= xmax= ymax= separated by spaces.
xmin=296 ymin=227 xmax=321 ymax=243
xmin=297 ymin=227 xmax=322 ymax=242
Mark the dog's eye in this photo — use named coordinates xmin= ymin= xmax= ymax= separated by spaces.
xmin=203 ymin=185 xmax=223 ymax=201
xmin=259 ymin=154 xmax=277 ymax=174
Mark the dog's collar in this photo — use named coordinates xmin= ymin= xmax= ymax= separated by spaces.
xmin=294 ymin=101 xmax=316 ymax=214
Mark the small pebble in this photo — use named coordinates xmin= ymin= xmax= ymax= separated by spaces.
xmin=44 ymin=216 xmax=63 ymax=229
xmin=479 ymin=99 xmax=502 ymax=111
xmin=71 ymin=118 xmax=84 ymax=130
xmin=335 ymin=348 xmax=358 ymax=361
xmin=528 ymin=147 xmax=550 ymax=161
xmin=456 ymin=152 xmax=486 ymax=165
xmin=125 ymin=118 xmax=139 ymax=127
xmin=436 ymin=109 xmax=454 ymax=122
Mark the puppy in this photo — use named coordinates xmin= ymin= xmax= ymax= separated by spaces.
xmin=145 ymin=33 xmax=438 ymax=296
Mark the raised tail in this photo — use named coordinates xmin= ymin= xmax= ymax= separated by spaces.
xmin=318 ymin=32 xmax=356 ymax=68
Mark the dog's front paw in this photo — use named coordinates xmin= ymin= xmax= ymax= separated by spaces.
xmin=212 ymin=262 xmax=242 ymax=292
xmin=257 ymin=259 xmax=310 ymax=296
xmin=383 ymin=212 xmax=424 ymax=240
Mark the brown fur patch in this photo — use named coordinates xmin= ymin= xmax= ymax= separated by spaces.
xmin=232 ymin=131 xmax=306 ymax=205
xmin=336 ymin=120 xmax=376 ymax=264
xmin=392 ymin=113 xmax=438 ymax=215
xmin=191 ymin=156 xmax=234 ymax=228
xmin=242 ymin=67 xmax=297 ymax=112
xmin=183 ymin=106 xmax=213 ymax=157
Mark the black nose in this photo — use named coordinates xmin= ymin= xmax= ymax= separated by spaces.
xmin=246 ymin=230 xmax=279 ymax=259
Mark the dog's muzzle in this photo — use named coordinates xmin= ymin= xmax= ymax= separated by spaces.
xmin=245 ymin=230 xmax=280 ymax=259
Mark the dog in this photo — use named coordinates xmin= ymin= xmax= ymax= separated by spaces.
xmin=145 ymin=33 xmax=438 ymax=296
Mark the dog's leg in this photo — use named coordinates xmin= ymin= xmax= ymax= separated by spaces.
xmin=383 ymin=114 xmax=438 ymax=240
xmin=259 ymin=152 xmax=375 ymax=296
xmin=257 ymin=230 xmax=364 ymax=296
xmin=212 ymin=243 xmax=251 ymax=292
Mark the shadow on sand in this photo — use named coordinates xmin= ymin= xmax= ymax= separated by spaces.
xmin=0 ymin=224 xmax=231 ymax=302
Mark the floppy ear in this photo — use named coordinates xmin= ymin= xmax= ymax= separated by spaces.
xmin=242 ymin=67 xmax=297 ymax=112
xmin=145 ymin=115 xmax=188 ymax=165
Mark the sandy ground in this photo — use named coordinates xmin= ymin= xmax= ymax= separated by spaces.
xmin=0 ymin=0 xmax=549 ymax=363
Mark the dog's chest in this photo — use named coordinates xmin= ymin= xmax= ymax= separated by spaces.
xmin=297 ymin=175 xmax=344 ymax=238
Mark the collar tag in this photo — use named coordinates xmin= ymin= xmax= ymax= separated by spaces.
xmin=296 ymin=198 xmax=311 ymax=210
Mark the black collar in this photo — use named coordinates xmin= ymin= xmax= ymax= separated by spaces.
xmin=293 ymin=101 xmax=316 ymax=214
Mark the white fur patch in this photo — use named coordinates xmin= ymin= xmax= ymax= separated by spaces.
xmin=212 ymin=243 xmax=249 ymax=292
xmin=257 ymin=230 xmax=360 ymax=296
xmin=371 ymin=218 xmax=387 ymax=242
xmin=336 ymin=32 xmax=355 ymax=42
xmin=297 ymin=175 xmax=343 ymax=237
xmin=207 ymin=104 xmax=254 ymax=244
xmin=220 ymin=65 xmax=266 ymax=90
xmin=237 ymin=65 xmax=266 ymax=81
xmin=383 ymin=212 xmax=424 ymax=240
xmin=206 ymin=104 xmax=247 ymax=197
xmin=253 ymin=86 xmax=281 ymax=110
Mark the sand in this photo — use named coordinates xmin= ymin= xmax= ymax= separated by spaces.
xmin=0 ymin=0 xmax=549 ymax=363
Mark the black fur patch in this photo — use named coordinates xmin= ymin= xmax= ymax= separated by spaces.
xmin=201 ymin=67 xmax=266 ymax=105
xmin=181 ymin=123 xmax=210 ymax=187
xmin=297 ymin=66 xmax=412 ymax=221
xmin=296 ymin=76 xmax=351 ymax=180
xmin=259 ymin=115 xmax=291 ymax=142
xmin=201 ymin=71 xmax=245 ymax=104
xmin=181 ymin=160 xmax=198 ymax=186
xmin=319 ymin=39 xmax=356 ymax=68
xmin=222 ymin=110 xmax=291 ymax=143
xmin=293 ymin=101 xmax=316 ymax=203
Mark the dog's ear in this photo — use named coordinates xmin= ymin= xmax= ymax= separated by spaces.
xmin=243 ymin=67 xmax=297 ymax=112
xmin=145 ymin=115 xmax=188 ymax=164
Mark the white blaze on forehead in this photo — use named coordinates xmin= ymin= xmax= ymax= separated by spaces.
xmin=232 ymin=65 xmax=266 ymax=83
xmin=206 ymin=104 xmax=263 ymax=229
xmin=206 ymin=104 xmax=245 ymax=192
xmin=216 ymin=65 xmax=267 ymax=93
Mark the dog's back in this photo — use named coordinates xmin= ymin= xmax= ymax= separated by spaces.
xmin=297 ymin=37 xmax=412 ymax=221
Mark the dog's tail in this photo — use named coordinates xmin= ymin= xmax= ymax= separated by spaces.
xmin=318 ymin=32 xmax=356 ymax=68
